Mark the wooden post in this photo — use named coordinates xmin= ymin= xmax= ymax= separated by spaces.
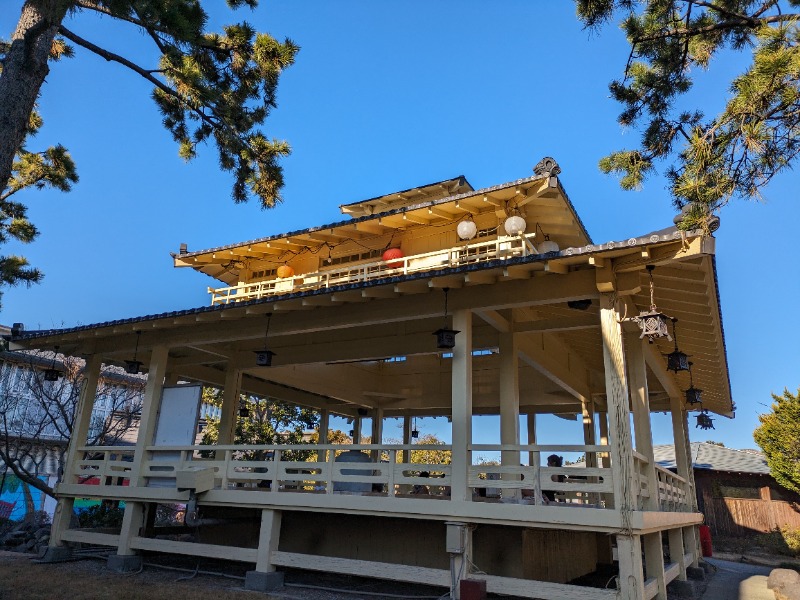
xmin=371 ymin=407 xmax=384 ymax=461
xmin=644 ymin=532 xmax=667 ymax=600
xmin=318 ymin=409 xmax=329 ymax=445
xmin=626 ymin=333 xmax=659 ymax=511
xmin=670 ymin=399 xmax=700 ymax=567
xmin=117 ymin=345 xmax=169 ymax=558
xmin=217 ymin=363 xmax=242 ymax=445
xmin=499 ymin=330 xmax=520 ymax=500
xmin=255 ymin=509 xmax=282 ymax=572
xmin=581 ymin=398 xmax=598 ymax=504
xmin=526 ymin=413 xmax=538 ymax=468
xmin=616 ymin=534 xmax=645 ymax=600
xmin=402 ymin=416 xmax=412 ymax=465
xmin=450 ymin=309 xmax=473 ymax=503
xmin=447 ymin=522 xmax=473 ymax=600
xmin=668 ymin=527 xmax=687 ymax=581
xmin=600 ymin=294 xmax=635 ymax=517
xmin=49 ymin=354 xmax=102 ymax=548
xmin=352 ymin=416 xmax=362 ymax=444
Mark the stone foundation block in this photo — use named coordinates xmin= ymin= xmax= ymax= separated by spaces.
xmin=245 ymin=570 xmax=285 ymax=592
xmin=107 ymin=554 xmax=143 ymax=573
xmin=38 ymin=546 xmax=72 ymax=563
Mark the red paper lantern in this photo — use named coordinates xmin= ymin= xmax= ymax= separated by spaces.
xmin=276 ymin=264 xmax=295 ymax=278
xmin=382 ymin=248 xmax=404 ymax=269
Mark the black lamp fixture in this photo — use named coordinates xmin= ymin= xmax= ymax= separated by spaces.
xmin=124 ymin=332 xmax=143 ymax=374
xmin=684 ymin=362 xmax=703 ymax=406
xmin=238 ymin=402 xmax=251 ymax=418
xmin=633 ymin=266 xmax=672 ymax=343
xmin=433 ymin=288 xmax=460 ymax=349
xmin=411 ymin=417 xmax=419 ymax=439
xmin=43 ymin=346 xmax=62 ymax=382
xmin=666 ymin=318 xmax=690 ymax=373
xmin=696 ymin=409 xmax=715 ymax=430
xmin=254 ymin=314 xmax=276 ymax=367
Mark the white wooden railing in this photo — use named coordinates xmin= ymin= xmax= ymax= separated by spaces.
xmin=655 ymin=465 xmax=689 ymax=512
xmin=209 ymin=233 xmax=540 ymax=305
xmin=68 ymin=443 xmax=691 ymax=514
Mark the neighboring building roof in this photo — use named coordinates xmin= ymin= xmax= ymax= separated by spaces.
xmin=653 ymin=442 xmax=770 ymax=475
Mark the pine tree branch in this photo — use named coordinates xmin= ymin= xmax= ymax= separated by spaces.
xmin=632 ymin=13 xmax=800 ymax=44
xmin=753 ymin=0 xmax=781 ymax=19
xmin=74 ymin=0 xmax=173 ymax=41
xmin=688 ymin=1 xmax=759 ymax=25
xmin=58 ymin=26 xmax=221 ymax=132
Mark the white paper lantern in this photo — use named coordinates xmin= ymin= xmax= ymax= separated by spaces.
xmin=504 ymin=215 xmax=526 ymax=236
xmin=457 ymin=220 xmax=478 ymax=240
xmin=538 ymin=239 xmax=559 ymax=254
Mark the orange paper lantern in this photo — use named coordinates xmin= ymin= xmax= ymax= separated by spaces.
xmin=382 ymin=248 xmax=404 ymax=268
xmin=276 ymin=264 xmax=295 ymax=278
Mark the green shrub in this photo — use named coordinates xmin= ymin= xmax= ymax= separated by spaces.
xmin=781 ymin=527 xmax=800 ymax=555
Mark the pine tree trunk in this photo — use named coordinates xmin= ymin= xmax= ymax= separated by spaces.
xmin=0 ymin=0 xmax=72 ymax=195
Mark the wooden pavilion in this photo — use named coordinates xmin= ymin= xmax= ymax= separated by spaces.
xmin=8 ymin=157 xmax=732 ymax=600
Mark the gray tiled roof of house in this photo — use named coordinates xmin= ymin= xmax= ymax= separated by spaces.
xmin=653 ymin=442 xmax=770 ymax=475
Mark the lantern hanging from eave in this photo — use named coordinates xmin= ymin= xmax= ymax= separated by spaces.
xmin=254 ymin=314 xmax=276 ymax=367
xmin=684 ymin=362 xmax=703 ymax=406
xmin=666 ymin=318 xmax=690 ymax=373
xmin=276 ymin=264 xmax=295 ymax=278
xmin=696 ymin=410 xmax=715 ymax=430
xmin=433 ymin=287 xmax=460 ymax=349
xmin=504 ymin=215 xmax=526 ymax=236
xmin=125 ymin=332 xmax=143 ymax=374
xmin=457 ymin=217 xmax=478 ymax=240
xmin=382 ymin=247 xmax=404 ymax=269
xmin=633 ymin=266 xmax=672 ymax=343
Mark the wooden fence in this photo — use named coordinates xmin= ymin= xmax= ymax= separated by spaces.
xmin=703 ymin=497 xmax=800 ymax=536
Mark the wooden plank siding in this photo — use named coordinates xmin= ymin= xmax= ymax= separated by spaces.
xmin=694 ymin=471 xmax=800 ymax=537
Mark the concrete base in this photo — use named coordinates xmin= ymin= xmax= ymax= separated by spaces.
xmin=667 ymin=579 xmax=697 ymax=599
xmin=38 ymin=546 xmax=72 ymax=563
xmin=687 ymin=566 xmax=706 ymax=581
xmin=107 ymin=554 xmax=143 ymax=573
xmin=245 ymin=570 xmax=285 ymax=592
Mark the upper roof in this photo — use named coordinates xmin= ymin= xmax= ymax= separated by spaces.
xmin=339 ymin=176 xmax=474 ymax=217
xmin=653 ymin=442 xmax=770 ymax=475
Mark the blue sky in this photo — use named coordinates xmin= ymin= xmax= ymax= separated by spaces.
xmin=2 ymin=2 xmax=798 ymax=452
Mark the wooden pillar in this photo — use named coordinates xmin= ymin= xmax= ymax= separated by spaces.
xmin=644 ymin=532 xmax=667 ymax=600
xmin=217 ymin=363 xmax=242 ymax=445
xmin=371 ymin=407 xmax=384 ymax=461
xmin=526 ymin=413 xmax=538 ymax=467
xmin=683 ymin=525 xmax=700 ymax=568
xmin=600 ymin=294 xmax=635 ymax=515
xmin=670 ymin=399 xmax=700 ymax=567
xmin=499 ymin=331 xmax=520 ymax=499
xmin=255 ymin=509 xmax=282 ymax=572
xmin=447 ymin=522 xmax=473 ymax=600
xmin=450 ymin=309 xmax=473 ymax=503
xmin=402 ymin=416 xmax=412 ymax=463
xmin=50 ymin=354 xmax=102 ymax=548
xmin=118 ymin=345 xmax=169 ymax=557
xmin=616 ymin=534 xmax=645 ymax=600
xmin=668 ymin=527 xmax=687 ymax=581
xmin=318 ymin=409 xmax=329 ymax=445
xmin=352 ymin=416 xmax=362 ymax=444
xmin=626 ymin=333 xmax=659 ymax=511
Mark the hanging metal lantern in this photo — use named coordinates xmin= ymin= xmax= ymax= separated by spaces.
xmin=696 ymin=410 xmax=715 ymax=430
xmin=411 ymin=429 xmax=420 ymax=439
xmin=457 ymin=218 xmax=478 ymax=240
xmin=125 ymin=332 xmax=143 ymax=374
xmin=254 ymin=349 xmax=276 ymax=367
xmin=684 ymin=362 xmax=703 ymax=405
xmin=433 ymin=288 xmax=459 ymax=349
xmin=666 ymin=318 xmax=690 ymax=373
xmin=633 ymin=266 xmax=673 ymax=342
xmin=255 ymin=314 xmax=276 ymax=366
xmin=239 ymin=405 xmax=250 ymax=418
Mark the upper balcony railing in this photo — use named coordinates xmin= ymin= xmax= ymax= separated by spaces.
xmin=209 ymin=233 xmax=540 ymax=305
